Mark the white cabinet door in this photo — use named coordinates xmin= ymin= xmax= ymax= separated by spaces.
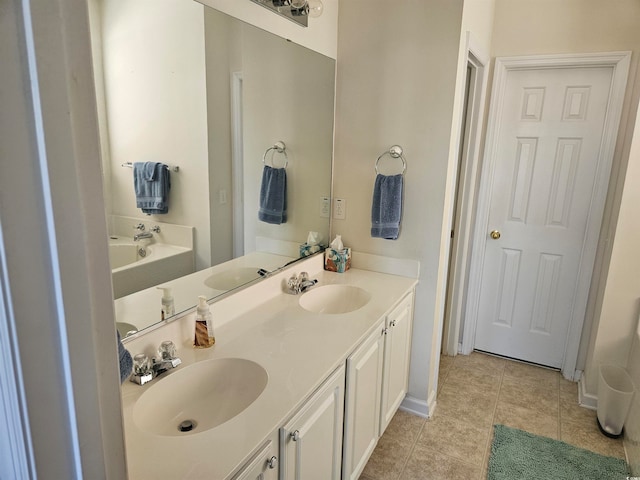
xmin=380 ymin=293 xmax=414 ymax=435
xmin=342 ymin=322 xmax=385 ymax=480
xmin=232 ymin=437 xmax=278 ymax=480
xmin=280 ymin=365 xmax=345 ymax=480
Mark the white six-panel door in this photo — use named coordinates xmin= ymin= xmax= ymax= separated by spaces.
xmin=474 ymin=64 xmax=616 ymax=368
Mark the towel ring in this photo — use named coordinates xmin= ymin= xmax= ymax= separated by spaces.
xmin=375 ymin=145 xmax=406 ymax=175
xmin=262 ymin=141 xmax=289 ymax=169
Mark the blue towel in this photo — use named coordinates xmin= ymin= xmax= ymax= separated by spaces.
xmin=117 ymin=332 xmax=133 ymax=383
xmin=258 ymin=165 xmax=287 ymax=224
xmin=133 ymin=162 xmax=171 ymax=214
xmin=371 ymin=173 xmax=403 ymax=239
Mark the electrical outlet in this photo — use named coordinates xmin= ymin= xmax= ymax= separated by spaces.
xmin=334 ymin=198 xmax=346 ymax=220
xmin=320 ymin=196 xmax=330 ymax=218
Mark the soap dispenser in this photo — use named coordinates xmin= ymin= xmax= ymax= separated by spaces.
xmin=194 ymin=295 xmax=215 ymax=348
xmin=157 ymin=287 xmax=175 ymax=321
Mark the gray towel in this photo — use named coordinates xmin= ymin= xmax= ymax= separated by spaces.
xmin=258 ymin=165 xmax=287 ymax=224
xmin=371 ymin=173 xmax=403 ymax=239
xmin=133 ymin=162 xmax=171 ymax=214
xmin=117 ymin=331 xmax=133 ymax=383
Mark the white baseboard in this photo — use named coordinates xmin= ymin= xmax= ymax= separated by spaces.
xmin=400 ymin=391 xmax=435 ymax=419
xmin=578 ymin=372 xmax=598 ymax=410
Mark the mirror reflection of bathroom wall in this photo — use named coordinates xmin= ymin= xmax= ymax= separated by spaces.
xmin=89 ymin=0 xmax=334 ymax=337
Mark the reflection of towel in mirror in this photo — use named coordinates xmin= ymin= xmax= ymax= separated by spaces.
xmin=117 ymin=331 xmax=133 ymax=383
xmin=371 ymin=173 xmax=403 ymax=240
xmin=133 ymin=162 xmax=171 ymax=214
xmin=258 ymin=165 xmax=287 ymax=224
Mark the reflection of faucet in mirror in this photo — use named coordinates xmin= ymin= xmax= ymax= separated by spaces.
xmin=90 ymin=0 xmax=335 ymax=338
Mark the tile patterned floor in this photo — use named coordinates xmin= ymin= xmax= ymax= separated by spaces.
xmin=360 ymin=351 xmax=626 ymax=480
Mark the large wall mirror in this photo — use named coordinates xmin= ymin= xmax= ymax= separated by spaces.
xmin=90 ymin=0 xmax=334 ymax=338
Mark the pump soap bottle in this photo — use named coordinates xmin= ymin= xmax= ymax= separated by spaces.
xmin=157 ymin=287 xmax=175 ymax=321
xmin=194 ymin=295 xmax=215 ymax=348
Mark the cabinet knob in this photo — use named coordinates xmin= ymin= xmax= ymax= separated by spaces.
xmin=383 ymin=327 xmax=389 ymax=335
xmin=291 ymin=430 xmax=300 ymax=441
xmin=267 ymin=456 xmax=278 ymax=469
xmin=390 ymin=320 xmax=397 ymax=327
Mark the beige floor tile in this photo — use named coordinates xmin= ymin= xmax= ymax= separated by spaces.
xmin=382 ymin=410 xmax=425 ymax=444
xmin=436 ymin=384 xmax=497 ymax=429
xmin=417 ymin=414 xmax=490 ymax=466
xmin=444 ymin=365 xmax=502 ymax=397
xmin=498 ymin=375 xmax=559 ymax=416
xmin=439 ymin=354 xmax=455 ymax=372
xmin=400 ymin=446 xmax=480 ymax=480
xmin=560 ymin=377 xmax=578 ymax=394
xmin=361 ymin=433 xmax=412 ymax=480
xmin=503 ymin=361 xmax=560 ymax=390
xmin=494 ymin=400 xmax=559 ymax=439
xmin=361 ymin=410 xmax=425 ymax=480
xmin=560 ymin=399 xmax=596 ymax=425
xmin=454 ymin=352 xmax=506 ymax=377
xmin=560 ymin=418 xmax=626 ymax=459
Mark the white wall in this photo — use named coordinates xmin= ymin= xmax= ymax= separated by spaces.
xmin=101 ymin=0 xmax=211 ymax=269
xmin=334 ymin=0 xmax=465 ymax=414
xmin=489 ymin=0 xmax=640 ymax=396
xmin=618 ymin=104 xmax=640 ymax=473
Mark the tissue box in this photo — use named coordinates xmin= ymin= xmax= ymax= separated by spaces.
xmin=299 ymin=243 xmax=322 ymax=258
xmin=324 ymin=247 xmax=351 ymax=273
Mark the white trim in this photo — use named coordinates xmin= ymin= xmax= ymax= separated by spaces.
xmin=578 ymin=372 xmax=598 ymax=410
xmin=231 ymin=71 xmax=245 ymax=258
xmin=2 ymin=0 xmax=127 ymax=476
xmin=399 ymin=394 xmax=431 ymax=418
xmin=462 ymin=52 xmax=632 ymax=380
xmin=0 ymin=221 xmax=34 ymax=480
xmin=442 ymin=31 xmax=489 ymax=356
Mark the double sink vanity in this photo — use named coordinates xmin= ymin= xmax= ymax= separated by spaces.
xmin=120 ymin=253 xmax=418 ymax=479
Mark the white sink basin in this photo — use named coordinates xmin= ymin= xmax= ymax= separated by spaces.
xmin=299 ymin=285 xmax=371 ymax=314
xmin=133 ymin=358 xmax=268 ymax=436
xmin=204 ymin=267 xmax=261 ymax=291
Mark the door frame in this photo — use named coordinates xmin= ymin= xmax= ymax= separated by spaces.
xmin=462 ymin=52 xmax=631 ymax=379
xmin=442 ymin=33 xmax=490 ymax=356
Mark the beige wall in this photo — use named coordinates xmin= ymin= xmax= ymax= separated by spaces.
xmin=490 ymin=0 xmax=640 ymax=395
xmin=334 ymin=0 xmax=465 ymax=412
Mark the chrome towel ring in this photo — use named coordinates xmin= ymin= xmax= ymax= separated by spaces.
xmin=375 ymin=145 xmax=406 ymax=175
xmin=262 ymin=141 xmax=289 ymax=169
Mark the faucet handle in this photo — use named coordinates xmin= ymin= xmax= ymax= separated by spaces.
xmin=157 ymin=340 xmax=177 ymax=360
xmin=134 ymin=223 xmax=145 ymax=231
xmin=131 ymin=353 xmax=153 ymax=385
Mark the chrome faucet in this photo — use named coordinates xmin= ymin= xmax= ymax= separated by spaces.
xmin=286 ymin=272 xmax=318 ymax=295
xmin=133 ymin=231 xmax=153 ymax=241
xmin=130 ymin=341 xmax=181 ymax=385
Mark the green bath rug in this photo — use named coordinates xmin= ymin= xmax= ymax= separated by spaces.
xmin=488 ymin=424 xmax=629 ymax=480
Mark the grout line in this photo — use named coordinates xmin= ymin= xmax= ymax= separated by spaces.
xmin=396 ymin=417 xmax=427 ymax=480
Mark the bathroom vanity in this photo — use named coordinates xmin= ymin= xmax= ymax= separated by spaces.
xmin=120 ymin=253 xmax=418 ymax=479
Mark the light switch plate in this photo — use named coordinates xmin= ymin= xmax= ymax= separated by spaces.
xmin=320 ymin=196 xmax=330 ymax=218
xmin=334 ymin=198 xmax=346 ymax=220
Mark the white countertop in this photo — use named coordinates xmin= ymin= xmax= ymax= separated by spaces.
xmin=120 ymin=256 xmax=418 ymax=479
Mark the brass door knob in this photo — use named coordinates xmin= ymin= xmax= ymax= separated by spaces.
xmin=490 ymin=230 xmax=501 ymax=240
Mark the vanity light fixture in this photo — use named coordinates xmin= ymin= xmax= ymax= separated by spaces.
xmin=249 ymin=0 xmax=323 ymax=27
